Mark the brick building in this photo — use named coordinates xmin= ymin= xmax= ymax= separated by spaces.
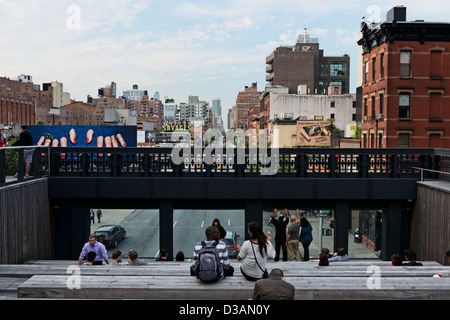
xmin=358 ymin=6 xmax=450 ymax=148
xmin=0 ymin=96 xmax=35 ymax=127
xmin=234 ymin=82 xmax=260 ymax=129
xmin=65 ymin=101 xmax=105 ymax=126
xmin=266 ymin=30 xmax=350 ymax=95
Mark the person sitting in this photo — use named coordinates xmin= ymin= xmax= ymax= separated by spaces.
xmin=318 ymin=253 xmax=329 ymax=266
xmin=328 ymin=247 xmax=349 ymax=262
xmin=156 ymin=249 xmax=168 ymax=261
xmin=402 ymin=249 xmax=423 ymax=266
xmin=252 ymin=268 xmax=295 ymax=300
xmin=190 ymin=226 xmax=234 ymax=280
xmin=127 ymin=249 xmax=148 ymax=265
xmin=390 ymin=253 xmax=403 ymax=266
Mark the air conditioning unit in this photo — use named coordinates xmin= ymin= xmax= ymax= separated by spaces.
xmin=364 ymin=116 xmax=368 ymax=121
xmin=376 ymin=113 xmax=384 ymax=119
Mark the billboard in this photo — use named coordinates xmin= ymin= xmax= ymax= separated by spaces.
xmin=297 ymin=121 xmax=332 ymax=147
xmin=162 ymin=121 xmax=191 ymax=133
xmin=28 ymin=125 xmax=137 ymax=148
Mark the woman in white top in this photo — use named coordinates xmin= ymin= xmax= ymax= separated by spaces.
xmin=237 ymin=222 xmax=276 ymax=281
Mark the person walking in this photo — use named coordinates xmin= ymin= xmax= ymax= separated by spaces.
xmin=286 ymin=211 xmax=301 ymax=261
xmin=237 ymin=222 xmax=275 ymax=281
xmin=270 ymin=209 xmax=289 ymax=262
xmin=299 ymin=216 xmax=313 ymax=261
xmin=96 ymin=209 xmax=102 ymax=223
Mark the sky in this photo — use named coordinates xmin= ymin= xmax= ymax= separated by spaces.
xmin=0 ymin=0 xmax=449 ymax=128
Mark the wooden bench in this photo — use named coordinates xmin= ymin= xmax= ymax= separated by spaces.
xmin=1 ymin=260 xmax=449 ymax=300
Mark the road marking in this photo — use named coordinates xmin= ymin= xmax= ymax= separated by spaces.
xmin=173 ymin=220 xmax=177 ymax=228
xmin=201 ymin=220 xmax=204 ymax=228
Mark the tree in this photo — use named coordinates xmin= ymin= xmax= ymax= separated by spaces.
xmin=350 ymin=123 xmax=361 ymax=139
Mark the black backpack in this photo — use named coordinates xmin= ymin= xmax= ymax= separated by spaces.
xmin=195 ymin=240 xmax=222 ymax=282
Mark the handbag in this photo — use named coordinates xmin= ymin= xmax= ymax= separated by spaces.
xmin=251 ymin=241 xmax=269 ymax=279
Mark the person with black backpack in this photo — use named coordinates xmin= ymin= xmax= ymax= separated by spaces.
xmin=190 ymin=226 xmax=234 ymax=282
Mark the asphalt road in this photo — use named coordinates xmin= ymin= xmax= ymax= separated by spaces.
xmin=89 ymin=209 xmax=344 ymax=261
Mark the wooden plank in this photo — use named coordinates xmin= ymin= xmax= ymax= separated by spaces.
xmin=17 ymin=275 xmax=450 ymax=300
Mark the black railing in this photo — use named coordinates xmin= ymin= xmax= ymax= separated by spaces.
xmin=44 ymin=147 xmax=443 ymax=179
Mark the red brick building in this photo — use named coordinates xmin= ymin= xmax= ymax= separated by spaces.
xmin=235 ymin=82 xmax=260 ymax=129
xmin=0 ymin=96 xmax=35 ymax=126
xmin=358 ymin=6 xmax=450 ymax=148
xmin=64 ymin=101 xmax=105 ymax=126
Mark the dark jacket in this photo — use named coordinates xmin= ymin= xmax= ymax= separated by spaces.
xmin=13 ymin=129 xmax=33 ymax=147
xmin=271 ymin=216 xmax=289 ymax=242
xmin=252 ymin=269 xmax=295 ymax=300
xmin=300 ymin=224 xmax=313 ymax=244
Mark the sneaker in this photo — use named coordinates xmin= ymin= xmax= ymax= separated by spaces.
xmin=24 ymin=174 xmax=30 ymax=178
xmin=14 ymin=173 xmax=18 ymax=178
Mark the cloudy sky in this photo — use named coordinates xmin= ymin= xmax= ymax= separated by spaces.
xmin=0 ymin=0 xmax=448 ymax=127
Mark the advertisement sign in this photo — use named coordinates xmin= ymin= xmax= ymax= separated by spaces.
xmin=162 ymin=121 xmax=191 ymax=133
xmin=28 ymin=125 xmax=137 ymax=148
xmin=297 ymin=121 xmax=331 ymax=147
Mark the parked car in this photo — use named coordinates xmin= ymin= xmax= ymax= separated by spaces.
xmin=223 ymin=231 xmax=240 ymax=258
xmin=94 ymin=225 xmax=126 ymax=248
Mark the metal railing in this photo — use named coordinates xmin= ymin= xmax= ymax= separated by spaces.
xmin=0 ymin=146 xmax=50 ymax=186
xmin=45 ymin=147 xmax=441 ymax=179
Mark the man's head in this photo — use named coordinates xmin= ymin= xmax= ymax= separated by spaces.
xmin=268 ymin=268 xmax=284 ymax=280
xmin=290 ymin=215 xmax=297 ymax=223
xmin=128 ymin=249 xmax=139 ymax=261
xmin=403 ymin=249 xmax=418 ymax=262
xmin=112 ymin=250 xmax=122 ymax=262
xmin=205 ymin=226 xmax=220 ymax=241
xmin=21 ymin=125 xmax=27 ymax=131
xmin=88 ymin=235 xmax=96 ymax=246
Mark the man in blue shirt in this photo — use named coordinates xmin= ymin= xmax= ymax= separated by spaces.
xmin=78 ymin=235 xmax=110 ymax=265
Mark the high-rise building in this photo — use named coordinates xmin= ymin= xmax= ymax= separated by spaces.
xmin=266 ymin=29 xmax=350 ymax=95
xmin=212 ymin=98 xmax=221 ymax=116
xmin=358 ymin=6 xmax=450 ymax=148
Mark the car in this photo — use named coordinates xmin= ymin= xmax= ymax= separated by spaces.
xmin=94 ymin=225 xmax=126 ymax=248
xmin=223 ymin=231 xmax=240 ymax=258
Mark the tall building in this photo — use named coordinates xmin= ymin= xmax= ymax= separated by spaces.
xmin=212 ymin=98 xmax=221 ymax=116
xmin=98 ymin=82 xmax=117 ymax=98
xmin=235 ymin=82 xmax=260 ymax=129
xmin=358 ymin=6 xmax=450 ymax=148
xmin=123 ymin=84 xmax=147 ymax=101
xmin=266 ymin=29 xmax=350 ymax=95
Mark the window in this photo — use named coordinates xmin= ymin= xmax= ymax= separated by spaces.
xmin=320 ymin=61 xmax=328 ymax=68
xmin=399 ymin=93 xmax=410 ymax=119
xmin=372 ymin=57 xmax=376 ymax=82
xmin=398 ymin=133 xmax=410 ymax=148
xmin=430 ymin=50 xmax=442 ymax=78
xmin=379 ymin=94 xmax=384 ymax=115
xmin=364 ymin=98 xmax=368 ymax=119
xmin=380 ymin=53 xmax=385 ymax=78
xmin=371 ymin=96 xmax=376 ymax=119
xmin=400 ymin=51 xmax=411 ymax=77
xmin=319 ymin=70 xmax=328 ymax=77
xmin=364 ymin=61 xmax=369 ymax=84
xmin=330 ymin=61 xmax=347 ymax=76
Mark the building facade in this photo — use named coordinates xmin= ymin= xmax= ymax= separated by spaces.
xmin=358 ymin=6 xmax=450 ymax=148
xmin=235 ymin=82 xmax=260 ymax=129
xmin=266 ymin=30 xmax=350 ymax=95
